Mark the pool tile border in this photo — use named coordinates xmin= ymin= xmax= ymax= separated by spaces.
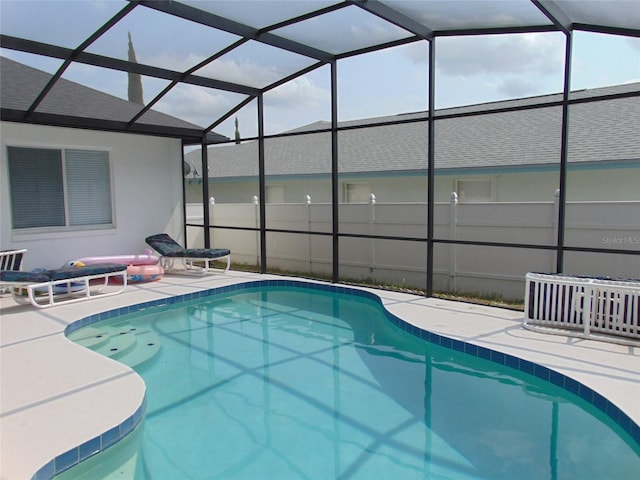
xmin=42 ymin=279 xmax=638 ymax=479
xmin=32 ymin=396 xmax=146 ymax=480
xmin=379 ymin=295 xmax=640 ymax=447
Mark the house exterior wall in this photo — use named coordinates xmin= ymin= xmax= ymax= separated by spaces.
xmin=186 ymin=163 xmax=639 ymax=205
xmin=1 ymin=122 xmax=185 ymax=270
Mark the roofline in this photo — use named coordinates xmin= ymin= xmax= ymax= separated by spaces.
xmin=203 ymin=159 xmax=640 ymax=183
xmin=0 ymin=108 xmax=224 ymax=143
xmin=213 ymin=83 xmax=638 ymax=140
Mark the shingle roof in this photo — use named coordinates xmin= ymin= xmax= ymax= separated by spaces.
xmin=190 ymin=83 xmax=639 ymax=178
xmin=0 ymin=56 xmax=227 ymax=143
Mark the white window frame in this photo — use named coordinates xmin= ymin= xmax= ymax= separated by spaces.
xmin=344 ymin=182 xmax=372 ymax=203
xmin=455 ymin=177 xmax=496 ymax=202
xmin=7 ymin=145 xmax=115 ymax=233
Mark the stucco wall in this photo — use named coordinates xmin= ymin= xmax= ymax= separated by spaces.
xmin=1 ymin=122 xmax=185 ymax=270
xmin=186 ymin=164 xmax=639 ymax=205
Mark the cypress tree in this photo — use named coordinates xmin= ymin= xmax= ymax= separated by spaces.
xmin=128 ymin=32 xmax=144 ymax=105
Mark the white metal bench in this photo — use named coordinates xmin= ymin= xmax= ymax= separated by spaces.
xmin=524 ymin=272 xmax=640 ymax=345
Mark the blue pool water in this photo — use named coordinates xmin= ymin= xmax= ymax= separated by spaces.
xmin=64 ymin=283 xmax=639 ymax=479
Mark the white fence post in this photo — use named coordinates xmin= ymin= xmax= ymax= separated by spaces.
xmin=450 ymin=192 xmax=458 ymax=292
xmin=369 ymin=193 xmax=376 ymax=281
xmin=209 ymin=197 xmax=215 ymax=247
xmin=583 ymin=281 xmax=594 ymax=337
xmin=306 ymin=195 xmax=312 ymax=272
xmin=253 ymin=195 xmax=259 ymax=266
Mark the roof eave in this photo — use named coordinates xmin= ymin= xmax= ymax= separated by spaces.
xmin=1 ymin=108 xmax=228 ymax=143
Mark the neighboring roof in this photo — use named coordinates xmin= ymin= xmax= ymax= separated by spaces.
xmin=1 ymin=1 xmax=638 ymax=144
xmin=188 ymin=83 xmax=640 ymax=178
xmin=0 ymin=57 xmax=227 ymax=143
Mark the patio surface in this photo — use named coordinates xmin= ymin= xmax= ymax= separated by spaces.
xmin=1 ymin=270 xmax=638 ymax=479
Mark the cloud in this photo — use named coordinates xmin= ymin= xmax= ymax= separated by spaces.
xmin=144 ymin=52 xmax=286 ymax=90
xmin=627 ymin=36 xmax=640 ymax=52
xmin=348 ymin=21 xmax=410 ymax=49
xmin=158 ymin=84 xmax=237 ymax=127
xmin=402 ymin=32 xmax=566 ymax=76
xmin=140 ymin=50 xmax=329 ymax=130
xmin=436 ymin=33 xmax=565 ymax=77
xmin=403 ymin=33 xmax=566 ymax=100
xmin=490 ymin=77 xmax=539 ymax=98
xmin=196 ymin=58 xmax=282 ymax=88
xmin=262 ymin=76 xmax=331 ymax=135
xmin=265 ymin=76 xmax=329 ymax=108
xmin=143 ymin=52 xmax=207 ymax=73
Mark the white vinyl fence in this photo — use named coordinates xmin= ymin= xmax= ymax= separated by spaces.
xmin=187 ymin=193 xmax=640 ymax=300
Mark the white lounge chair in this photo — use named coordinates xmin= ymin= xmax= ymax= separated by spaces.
xmin=0 ymin=248 xmax=27 ymax=293
xmin=145 ymin=233 xmax=231 ymax=275
xmin=0 ymin=248 xmax=27 ymax=271
xmin=0 ymin=263 xmax=128 ymax=308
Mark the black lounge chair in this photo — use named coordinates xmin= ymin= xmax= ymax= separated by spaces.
xmin=0 ymin=263 xmax=127 ymax=308
xmin=145 ymin=233 xmax=231 ymax=275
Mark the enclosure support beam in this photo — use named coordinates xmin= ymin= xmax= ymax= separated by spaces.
xmin=181 ymin=141 xmax=189 ymax=246
xmin=201 ymin=136 xmax=211 ymax=249
xmin=258 ymin=94 xmax=267 ymax=274
xmin=331 ymin=60 xmax=340 ymax=283
xmin=556 ymin=32 xmax=573 ymax=273
xmin=426 ymin=40 xmax=436 ymax=297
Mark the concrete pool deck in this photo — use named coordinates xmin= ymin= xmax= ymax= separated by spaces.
xmin=1 ymin=270 xmax=639 ymax=479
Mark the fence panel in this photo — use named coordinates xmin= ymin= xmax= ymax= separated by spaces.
xmin=565 ymin=201 xmax=640 ymax=250
xmin=187 ymin=198 xmax=639 ymax=300
xmin=454 ymin=202 xmax=555 ymax=244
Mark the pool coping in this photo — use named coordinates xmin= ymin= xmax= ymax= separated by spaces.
xmin=1 ymin=271 xmax=639 ymax=479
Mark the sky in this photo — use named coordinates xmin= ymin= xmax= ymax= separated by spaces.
xmin=1 ymin=0 xmax=639 ymax=140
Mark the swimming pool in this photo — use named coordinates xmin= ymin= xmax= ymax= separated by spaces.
xmin=62 ymin=281 xmax=639 ymax=479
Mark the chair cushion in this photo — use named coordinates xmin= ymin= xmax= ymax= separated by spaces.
xmin=163 ymin=248 xmax=231 ymax=259
xmin=1 ymin=264 xmax=127 ymax=283
xmin=0 ymin=270 xmax=50 ymax=283
xmin=146 ymin=233 xmax=230 ymax=259
xmin=47 ymin=263 xmax=127 ymax=281
xmin=145 ymin=233 xmax=184 ymax=255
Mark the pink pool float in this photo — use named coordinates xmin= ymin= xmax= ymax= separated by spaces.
xmin=67 ymin=250 xmax=163 ymax=283
xmin=72 ymin=250 xmax=160 ymax=266
xmin=120 ymin=264 xmax=164 ymax=283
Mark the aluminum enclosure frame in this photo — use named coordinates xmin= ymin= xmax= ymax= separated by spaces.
xmin=1 ymin=0 xmax=639 ymax=296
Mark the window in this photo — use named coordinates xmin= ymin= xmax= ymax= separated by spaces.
xmin=344 ymin=182 xmax=372 ymax=203
xmin=8 ymin=146 xmax=113 ymax=230
xmin=455 ymin=178 xmax=495 ymax=202
xmin=266 ymin=185 xmax=284 ymax=203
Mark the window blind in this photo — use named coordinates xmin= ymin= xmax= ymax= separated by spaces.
xmin=65 ymin=149 xmax=113 ymax=226
xmin=7 ymin=147 xmax=66 ymax=228
xmin=7 ymin=146 xmax=113 ymax=230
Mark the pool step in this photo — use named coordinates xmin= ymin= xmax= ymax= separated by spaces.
xmin=68 ymin=324 xmax=161 ymax=368
xmin=94 ymin=327 xmax=138 ymax=360
xmin=68 ymin=326 xmax=111 ymax=350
